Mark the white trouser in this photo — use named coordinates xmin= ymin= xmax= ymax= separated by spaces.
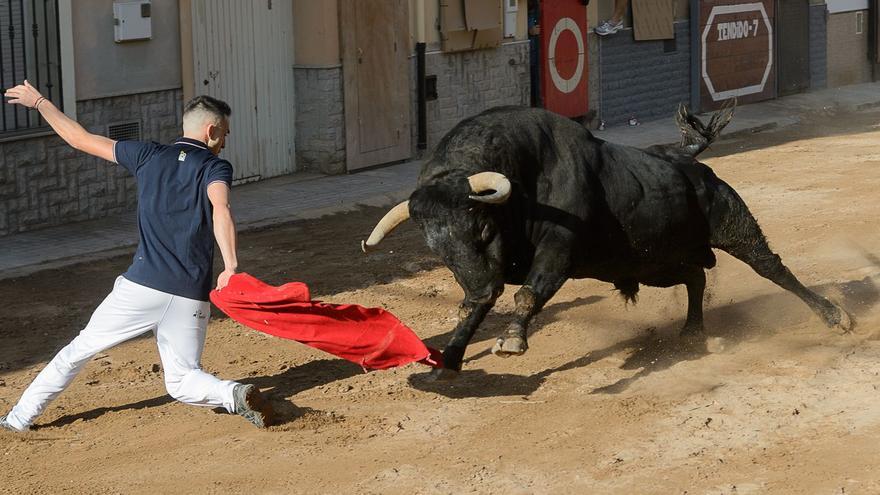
xmin=5 ymin=276 xmax=238 ymax=430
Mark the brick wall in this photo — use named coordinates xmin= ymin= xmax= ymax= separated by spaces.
xmin=294 ymin=66 xmax=346 ymax=175
xmin=597 ymin=22 xmax=691 ymax=126
xmin=810 ymin=4 xmax=828 ymax=90
xmin=422 ymin=41 xmax=531 ymax=151
xmin=826 ymin=10 xmax=873 ymax=88
xmin=0 ymin=89 xmax=182 ymax=237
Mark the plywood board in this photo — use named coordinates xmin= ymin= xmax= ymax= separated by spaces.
xmin=464 ymin=0 xmax=502 ymax=30
xmin=473 ymin=26 xmax=502 ymax=48
xmin=440 ymin=0 xmax=467 ymax=32
xmin=632 ymin=0 xmax=675 ymax=40
xmin=441 ymin=29 xmax=475 ymax=52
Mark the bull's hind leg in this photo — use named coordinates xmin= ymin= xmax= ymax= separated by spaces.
xmin=711 ymin=187 xmax=852 ymax=332
xmin=681 ymin=267 xmax=707 ymax=335
xmin=641 ymin=266 xmax=706 ymax=336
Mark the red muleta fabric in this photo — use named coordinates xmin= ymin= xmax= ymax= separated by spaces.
xmin=210 ymin=273 xmax=443 ymax=370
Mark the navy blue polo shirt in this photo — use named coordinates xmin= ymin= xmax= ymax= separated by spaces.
xmin=114 ymin=137 xmax=233 ymax=301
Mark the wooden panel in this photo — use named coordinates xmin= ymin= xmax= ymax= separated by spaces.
xmin=440 ymin=0 xmax=467 ymax=31
xmin=473 ymin=26 xmax=503 ymax=48
xmin=633 ymin=0 xmax=675 ymax=40
xmin=464 ymin=0 xmax=501 ymax=30
xmin=442 ymin=29 xmax=476 ymax=52
xmin=698 ymin=0 xmax=776 ymax=110
xmin=191 ymin=0 xmax=296 ymax=181
xmin=341 ymin=0 xmax=412 ymax=170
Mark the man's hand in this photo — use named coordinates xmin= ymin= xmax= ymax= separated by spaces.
xmin=4 ymin=80 xmax=44 ymax=108
xmin=216 ymin=268 xmax=236 ymax=291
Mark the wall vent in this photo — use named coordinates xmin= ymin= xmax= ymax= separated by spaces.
xmin=107 ymin=121 xmax=142 ymax=141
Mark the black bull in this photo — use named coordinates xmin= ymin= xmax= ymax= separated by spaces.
xmin=363 ymin=106 xmax=851 ymax=375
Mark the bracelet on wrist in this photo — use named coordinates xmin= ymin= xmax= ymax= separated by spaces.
xmin=34 ymin=97 xmax=46 ymax=109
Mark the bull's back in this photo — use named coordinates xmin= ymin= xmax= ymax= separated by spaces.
xmin=583 ymin=142 xmax=718 ymax=268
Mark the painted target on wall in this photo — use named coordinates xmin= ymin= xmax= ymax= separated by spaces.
xmin=540 ymin=0 xmax=588 ymax=118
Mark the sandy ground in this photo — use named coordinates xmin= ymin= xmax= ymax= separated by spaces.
xmin=2 ymin=108 xmax=880 ymax=494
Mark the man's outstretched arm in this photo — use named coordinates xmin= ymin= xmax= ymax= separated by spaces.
xmin=4 ymin=80 xmax=116 ymax=163
xmin=208 ymin=182 xmax=238 ymax=290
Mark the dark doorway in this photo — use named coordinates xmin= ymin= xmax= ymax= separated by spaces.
xmin=777 ymin=0 xmax=810 ymax=96
xmin=528 ymin=0 xmax=542 ymax=107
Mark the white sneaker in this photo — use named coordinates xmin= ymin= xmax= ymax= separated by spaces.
xmin=0 ymin=414 xmax=27 ymax=432
xmin=596 ymin=20 xmax=623 ymax=36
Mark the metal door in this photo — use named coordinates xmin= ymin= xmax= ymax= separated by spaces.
xmin=540 ymin=0 xmax=589 ymax=117
xmin=191 ymin=0 xmax=296 ymax=182
xmin=340 ymin=0 xmax=411 ymax=171
xmin=777 ymin=0 xmax=809 ymax=96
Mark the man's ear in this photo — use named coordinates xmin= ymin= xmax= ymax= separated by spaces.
xmin=206 ymin=123 xmax=221 ymax=149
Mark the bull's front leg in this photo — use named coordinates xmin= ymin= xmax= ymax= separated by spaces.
xmin=493 ymin=264 xmax=569 ymax=358
xmin=433 ymin=300 xmax=496 ymax=379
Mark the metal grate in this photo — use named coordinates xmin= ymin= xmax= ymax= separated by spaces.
xmin=107 ymin=121 xmax=141 ymax=141
xmin=0 ymin=0 xmax=63 ymax=135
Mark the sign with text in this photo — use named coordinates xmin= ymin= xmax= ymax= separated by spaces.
xmin=699 ymin=0 xmax=776 ymax=110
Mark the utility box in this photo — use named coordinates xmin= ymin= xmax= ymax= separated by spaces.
xmin=113 ymin=1 xmax=152 ymax=42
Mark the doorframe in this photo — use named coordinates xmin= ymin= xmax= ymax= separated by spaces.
xmin=179 ymin=0 xmax=195 ymax=103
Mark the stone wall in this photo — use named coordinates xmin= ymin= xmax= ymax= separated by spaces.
xmin=597 ymin=22 xmax=691 ymax=126
xmin=0 ymin=89 xmax=182 ymax=236
xmin=422 ymin=41 xmax=531 ymax=152
xmin=293 ymin=66 xmax=346 ymax=175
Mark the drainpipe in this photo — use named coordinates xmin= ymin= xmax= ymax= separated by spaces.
xmin=416 ymin=41 xmax=428 ymax=150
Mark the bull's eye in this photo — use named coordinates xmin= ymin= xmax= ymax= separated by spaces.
xmin=480 ymin=223 xmax=494 ymax=244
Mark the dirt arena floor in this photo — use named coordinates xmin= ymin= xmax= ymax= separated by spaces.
xmin=2 ymin=108 xmax=880 ymax=494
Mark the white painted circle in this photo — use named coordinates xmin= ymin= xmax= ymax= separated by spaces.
xmin=548 ymin=17 xmax=585 ymax=94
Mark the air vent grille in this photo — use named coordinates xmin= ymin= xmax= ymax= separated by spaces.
xmin=107 ymin=121 xmax=142 ymax=141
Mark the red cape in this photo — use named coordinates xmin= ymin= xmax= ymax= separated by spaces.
xmin=210 ymin=273 xmax=443 ymax=370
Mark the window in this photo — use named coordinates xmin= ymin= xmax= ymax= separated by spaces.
xmin=0 ymin=0 xmax=65 ymax=136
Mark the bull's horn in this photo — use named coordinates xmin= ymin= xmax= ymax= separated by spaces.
xmin=467 ymin=172 xmax=511 ymax=204
xmin=361 ymin=200 xmax=411 ymax=253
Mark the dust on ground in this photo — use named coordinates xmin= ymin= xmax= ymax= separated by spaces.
xmin=2 ymin=109 xmax=880 ymax=494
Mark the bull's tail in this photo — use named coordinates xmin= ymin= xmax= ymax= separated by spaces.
xmin=676 ymin=97 xmax=736 ymax=156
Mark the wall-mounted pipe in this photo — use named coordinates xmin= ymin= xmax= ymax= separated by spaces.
xmin=416 ymin=41 xmax=427 ymax=150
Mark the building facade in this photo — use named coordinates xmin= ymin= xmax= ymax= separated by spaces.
xmin=0 ymin=0 xmax=877 ymax=237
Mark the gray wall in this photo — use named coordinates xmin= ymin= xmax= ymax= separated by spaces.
xmin=294 ymin=66 xmax=346 ymax=175
xmin=810 ymin=3 xmax=828 ymax=90
xmin=73 ymin=0 xmax=181 ymax=100
xmin=597 ymin=22 xmax=691 ymax=127
xmin=0 ymin=89 xmax=182 ymax=236
xmin=422 ymin=41 xmax=530 ymax=152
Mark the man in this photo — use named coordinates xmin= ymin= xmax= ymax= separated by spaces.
xmin=0 ymin=81 xmax=274 ymax=432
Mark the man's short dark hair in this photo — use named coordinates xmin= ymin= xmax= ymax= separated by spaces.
xmin=183 ymin=95 xmax=232 ymax=119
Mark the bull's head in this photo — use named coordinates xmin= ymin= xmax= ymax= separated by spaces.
xmin=363 ymin=172 xmax=512 ymax=305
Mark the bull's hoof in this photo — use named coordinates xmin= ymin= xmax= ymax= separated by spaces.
xmin=679 ymin=322 xmax=705 ymax=338
xmin=491 ymin=336 xmax=528 ymax=358
xmin=427 ymin=367 xmax=460 ymax=381
xmin=830 ymin=306 xmax=854 ymax=334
